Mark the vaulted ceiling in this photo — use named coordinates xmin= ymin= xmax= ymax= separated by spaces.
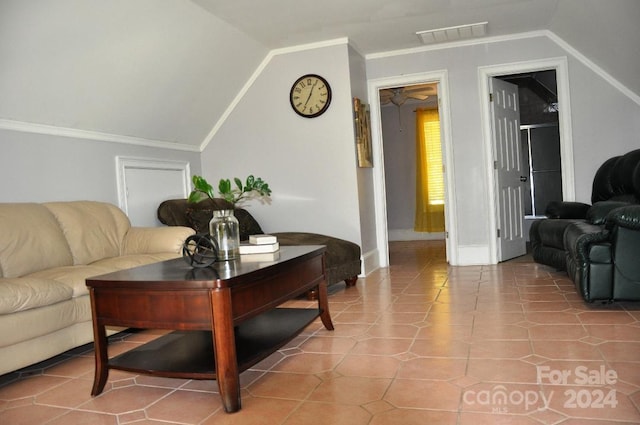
xmin=1 ymin=0 xmax=638 ymax=150
xmin=194 ymin=0 xmax=639 ymax=95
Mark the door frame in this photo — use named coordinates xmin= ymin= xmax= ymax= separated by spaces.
xmin=368 ymin=70 xmax=458 ymax=267
xmin=479 ymin=57 xmax=575 ymax=263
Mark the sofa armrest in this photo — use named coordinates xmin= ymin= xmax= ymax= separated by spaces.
xmin=564 ymin=221 xmax=610 ymax=262
xmin=606 ymin=206 xmax=640 ymax=299
xmin=586 ymin=201 xmax=630 ymax=225
xmin=564 ymin=221 xmax=613 ymax=302
xmin=606 ymin=205 xmax=640 ymax=230
xmin=123 ymin=226 xmax=195 ymax=255
xmin=545 ymin=201 xmax=591 ymax=219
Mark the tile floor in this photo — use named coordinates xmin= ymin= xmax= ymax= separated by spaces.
xmin=1 ymin=240 xmax=639 ymax=424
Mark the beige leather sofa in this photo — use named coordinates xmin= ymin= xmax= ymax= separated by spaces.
xmin=0 ymin=201 xmax=194 ymax=376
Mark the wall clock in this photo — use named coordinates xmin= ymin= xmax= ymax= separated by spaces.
xmin=289 ymin=74 xmax=332 ymax=118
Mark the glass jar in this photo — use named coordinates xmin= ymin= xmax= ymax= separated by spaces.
xmin=209 ymin=209 xmax=240 ymax=261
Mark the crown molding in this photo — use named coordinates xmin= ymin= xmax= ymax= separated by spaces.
xmin=199 ymin=50 xmax=275 ymax=152
xmin=366 ymin=29 xmax=640 ymax=106
xmin=365 ymin=30 xmax=548 ymax=60
xmin=544 ymin=31 xmax=640 ymax=106
xmin=0 ymin=119 xmax=200 ymax=152
xmin=270 ymin=37 xmax=350 ymax=56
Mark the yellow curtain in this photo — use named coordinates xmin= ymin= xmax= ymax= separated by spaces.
xmin=415 ymin=108 xmax=445 ymax=232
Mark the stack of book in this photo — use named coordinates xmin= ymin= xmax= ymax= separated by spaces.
xmin=239 ymin=234 xmax=280 ymax=261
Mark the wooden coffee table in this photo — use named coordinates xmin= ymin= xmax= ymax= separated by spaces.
xmin=86 ymin=245 xmax=333 ymax=413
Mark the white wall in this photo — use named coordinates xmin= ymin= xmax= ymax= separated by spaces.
xmin=201 ymin=42 xmax=363 ymax=249
xmin=367 ymin=33 xmax=640 ymax=262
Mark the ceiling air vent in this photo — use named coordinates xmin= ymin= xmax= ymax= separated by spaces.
xmin=416 ymin=21 xmax=488 ymax=44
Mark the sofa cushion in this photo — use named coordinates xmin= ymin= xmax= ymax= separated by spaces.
xmin=27 ymin=265 xmax=111 ymax=298
xmin=273 ymin=232 xmax=361 ymax=284
xmin=0 ymin=203 xmax=73 ymax=278
xmin=0 ymin=277 xmax=73 ymax=314
xmin=91 ymin=253 xmax=181 ymax=272
xmin=44 ymin=201 xmax=131 ymax=265
xmin=0 ymin=299 xmax=78 ymax=348
xmin=532 ymin=219 xmax=578 ymax=250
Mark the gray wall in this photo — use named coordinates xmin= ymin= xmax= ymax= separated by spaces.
xmin=367 ymin=34 xmax=640 ymax=262
xmin=0 ymin=129 xmax=201 ymax=207
xmin=0 ymin=0 xmax=267 ymax=148
xmin=200 ymin=43 xmax=365 ymax=252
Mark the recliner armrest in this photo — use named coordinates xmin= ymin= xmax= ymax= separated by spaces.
xmin=586 ymin=201 xmax=630 ymax=225
xmin=564 ymin=221 xmax=614 ymax=302
xmin=606 ymin=205 xmax=640 ymax=230
xmin=545 ymin=201 xmax=591 ymax=219
xmin=564 ymin=221 xmax=609 ymax=262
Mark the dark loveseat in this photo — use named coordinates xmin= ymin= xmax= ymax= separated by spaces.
xmin=157 ymin=198 xmax=361 ymax=291
xmin=529 ymin=149 xmax=640 ymax=302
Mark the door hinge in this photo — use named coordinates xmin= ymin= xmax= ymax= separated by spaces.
xmin=445 ymin=231 xmax=449 ymax=238
xmin=489 ymin=93 xmax=493 ymax=102
xmin=494 ymin=160 xmax=498 ymax=169
xmin=497 ymin=228 xmax=501 ymax=238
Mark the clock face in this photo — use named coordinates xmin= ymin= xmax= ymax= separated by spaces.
xmin=290 ymin=74 xmax=332 ymax=118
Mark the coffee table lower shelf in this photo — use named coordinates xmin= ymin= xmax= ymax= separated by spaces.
xmin=108 ymin=307 xmax=320 ymax=379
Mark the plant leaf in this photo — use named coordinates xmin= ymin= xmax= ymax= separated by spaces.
xmin=188 ymin=191 xmax=205 ymax=203
xmin=188 ymin=175 xmax=215 ymax=202
xmin=234 ymin=177 xmax=243 ymax=191
xmin=193 ymin=176 xmax=210 ymax=192
xmin=218 ymin=178 xmax=231 ymax=195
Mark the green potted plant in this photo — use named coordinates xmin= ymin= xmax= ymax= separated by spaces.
xmin=187 ymin=175 xmax=272 ymax=261
xmin=188 ymin=175 xmax=271 ymax=207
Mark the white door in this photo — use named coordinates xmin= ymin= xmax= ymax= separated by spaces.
xmin=116 ymin=157 xmax=191 ymax=227
xmin=490 ymin=78 xmax=526 ymax=261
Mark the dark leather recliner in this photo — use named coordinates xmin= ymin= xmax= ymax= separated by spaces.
xmin=529 ymin=149 xmax=640 ymax=302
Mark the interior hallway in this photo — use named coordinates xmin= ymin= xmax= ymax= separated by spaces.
xmin=1 ymin=240 xmax=639 ymax=424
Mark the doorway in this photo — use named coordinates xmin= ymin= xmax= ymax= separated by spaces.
xmin=498 ymin=70 xmax=562 ymax=221
xmin=368 ymin=71 xmax=457 ymax=267
xmin=379 ymin=83 xmax=445 ymax=242
xmin=479 ymin=58 xmax=575 ymax=264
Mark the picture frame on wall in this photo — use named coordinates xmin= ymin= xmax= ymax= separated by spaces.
xmin=353 ymin=97 xmax=373 ymax=168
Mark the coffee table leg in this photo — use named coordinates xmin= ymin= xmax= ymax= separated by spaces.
xmin=317 ymin=279 xmax=334 ymax=331
xmin=89 ymin=290 xmax=109 ymax=396
xmin=210 ymin=288 xmax=241 ymax=413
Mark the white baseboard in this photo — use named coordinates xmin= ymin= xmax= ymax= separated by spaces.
xmin=360 ymin=248 xmax=380 ymax=276
xmin=456 ymin=245 xmax=492 ymax=265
